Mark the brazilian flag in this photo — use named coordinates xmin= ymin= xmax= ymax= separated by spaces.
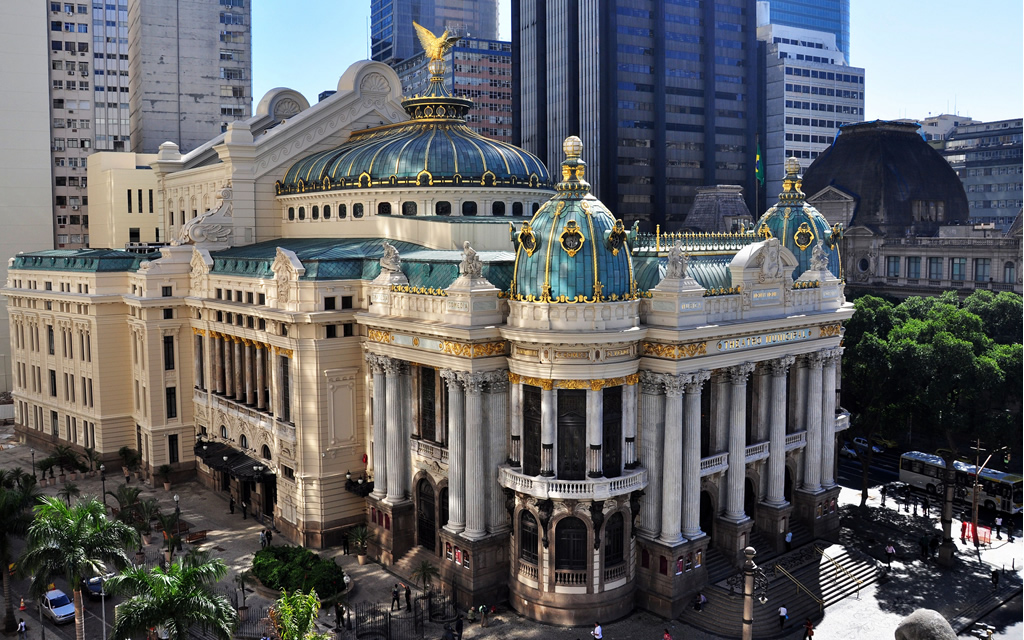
xmin=755 ymin=142 xmax=765 ymax=186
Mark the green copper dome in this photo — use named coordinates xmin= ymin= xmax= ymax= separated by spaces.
xmin=509 ymin=137 xmax=637 ymax=303
xmin=755 ymin=158 xmax=844 ymax=279
xmin=277 ymin=63 xmax=549 ymax=195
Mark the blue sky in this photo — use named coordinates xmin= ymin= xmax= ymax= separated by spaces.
xmin=252 ymin=0 xmax=1022 ymax=123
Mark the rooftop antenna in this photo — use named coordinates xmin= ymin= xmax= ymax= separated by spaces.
xmin=366 ymin=17 xmax=370 ymax=59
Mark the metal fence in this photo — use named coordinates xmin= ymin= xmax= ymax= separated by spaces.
xmin=423 ymin=590 xmax=457 ymax=625
xmin=350 ymin=601 xmax=424 ymax=640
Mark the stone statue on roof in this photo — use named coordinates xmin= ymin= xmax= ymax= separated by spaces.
xmin=380 ymin=242 xmax=401 ymax=273
xmin=666 ymin=240 xmax=690 ymax=279
xmin=810 ymin=238 xmax=830 ymax=272
xmin=459 ymin=241 xmax=483 ymax=278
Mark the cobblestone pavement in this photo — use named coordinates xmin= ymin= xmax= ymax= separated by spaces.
xmin=0 ymin=428 xmax=1019 ymax=640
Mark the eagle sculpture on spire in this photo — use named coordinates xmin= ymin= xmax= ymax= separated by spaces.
xmin=413 ymin=21 xmax=462 ymax=61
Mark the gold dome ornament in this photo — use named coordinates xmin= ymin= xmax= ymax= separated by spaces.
xmin=563 ymin=136 xmax=584 ymax=159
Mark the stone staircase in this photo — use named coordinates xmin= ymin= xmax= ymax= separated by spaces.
xmin=680 ymin=541 xmax=880 ymax=638
xmin=391 ymin=545 xmax=443 ymax=585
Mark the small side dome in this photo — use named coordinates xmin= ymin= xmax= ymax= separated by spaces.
xmin=755 ymin=159 xmax=843 ymax=279
xmin=510 ymin=137 xmax=637 ymax=302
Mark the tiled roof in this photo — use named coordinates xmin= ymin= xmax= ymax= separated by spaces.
xmin=10 ymin=249 xmax=147 ymax=273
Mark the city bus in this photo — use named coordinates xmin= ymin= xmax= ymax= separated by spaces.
xmin=898 ymin=451 xmax=1023 ymax=514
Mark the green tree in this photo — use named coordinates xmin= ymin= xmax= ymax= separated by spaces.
xmin=410 ymin=560 xmax=439 ymax=592
xmin=104 ymin=551 xmax=237 ymax=640
xmin=18 ymin=497 xmax=139 ymax=640
xmin=0 ymin=483 xmax=39 ymax=632
xmin=269 ymin=589 xmax=330 ymax=640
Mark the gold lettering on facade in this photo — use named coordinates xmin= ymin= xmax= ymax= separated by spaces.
xmin=515 ymin=347 xmax=539 ymax=357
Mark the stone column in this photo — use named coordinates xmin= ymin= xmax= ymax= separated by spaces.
xmin=681 ymin=370 xmax=711 ymax=539
xmin=193 ymin=334 xmax=203 ymax=389
xmin=243 ymin=342 xmax=254 ymax=405
xmin=659 ymin=374 xmax=686 ymax=546
xmin=385 ymin=358 xmax=405 ymax=503
xmin=622 ymin=377 xmax=638 ymax=468
xmin=223 ymin=336 xmax=233 ymax=397
xmin=820 ymin=348 xmax=841 ymax=488
xmin=212 ymin=334 xmax=223 ymax=394
xmin=366 ymin=354 xmax=388 ymax=500
xmin=509 ymin=378 xmax=523 ymax=467
xmin=586 ymin=386 xmax=604 ymax=478
xmin=766 ymin=356 xmax=795 ymax=506
xmin=255 ymin=345 xmax=266 ymax=410
xmin=789 ymin=360 xmax=807 ymax=434
xmin=442 ymin=369 xmax=466 ymax=532
xmin=711 ymin=373 xmax=729 ymax=453
xmin=234 ymin=339 xmax=244 ymax=400
xmin=802 ymin=352 xmax=825 ymax=493
xmin=638 ymin=372 xmax=665 ymax=537
xmin=267 ymin=347 xmax=274 ymax=415
xmin=724 ymin=363 xmax=755 ymax=521
xmin=401 ymin=364 xmax=413 ymax=496
xmin=540 ymin=383 xmax=556 ymax=476
xmin=486 ymin=371 xmax=510 ymax=532
xmin=463 ymin=372 xmax=487 ymax=539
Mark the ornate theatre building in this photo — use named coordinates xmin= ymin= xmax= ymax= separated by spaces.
xmin=5 ymin=35 xmax=852 ymax=623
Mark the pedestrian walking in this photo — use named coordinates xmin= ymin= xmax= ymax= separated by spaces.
xmin=995 ymin=515 xmax=1003 ymax=540
xmin=992 ymin=569 xmax=1000 ymax=590
xmin=266 ymin=528 xmax=273 ymax=545
xmin=885 ymin=543 xmax=895 ymax=568
xmin=391 ymin=585 xmax=400 ymax=611
xmin=442 ymin=623 xmax=455 ymax=640
xmin=785 ymin=530 xmax=793 ymax=552
xmin=778 ymin=605 xmax=788 ymax=630
xmin=880 ymin=485 xmax=887 ymax=507
xmin=241 ymin=501 xmax=248 ymax=520
xmin=342 ymin=530 xmax=350 ymax=555
xmin=404 ymin=583 xmax=411 ymax=611
xmin=479 ymin=604 xmax=488 ymax=627
xmin=918 ymin=536 xmax=929 ymax=559
xmin=229 ymin=496 xmax=235 ymax=514
xmin=454 ymin=614 xmax=464 ymax=640
xmin=663 ymin=628 xmax=674 ymax=640
xmin=591 ymin=621 xmax=603 ymax=639
xmin=17 ymin=618 xmax=26 ymax=640
xmin=928 ymin=535 xmax=939 ymax=559
xmin=921 ymin=497 xmax=929 ymax=518
xmin=123 ymin=466 xmax=131 ymax=484
xmin=259 ymin=530 xmax=267 ymax=549
xmin=803 ymin=618 xmax=815 ymax=639
xmin=961 ymin=519 xmax=968 ymax=542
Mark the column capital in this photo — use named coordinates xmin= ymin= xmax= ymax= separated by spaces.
xmin=806 ymin=351 xmax=825 ymax=369
xmin=441 ymin=368 xmax=464 ymax=388
xmin=639 ymin=370 xmax=664 ymax=395
xmin=460 ymin=371 xmax=487 ymax=394
xmin=664 ymin=374 xmax=687 ymax=397
xmin=727 ymin=362 xmax=755 ymax=384
xmin=767 ymin=355 xmax=796 ymax=377
xmin=822 ymin=346 xmax=843 ymax=364
xmin=364 ymin=352 xmax=391 ymax=375
xmin=483 ymin=369 xmax=509 ymax=392
xmin=683 ymin=369 xmax=711 ymax=394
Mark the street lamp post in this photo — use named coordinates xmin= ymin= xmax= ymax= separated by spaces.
xmin=100 ymin=464 xmax=107 ymax=507
xmin=173 ymin=494 xmax=180 ymax=555
xmin=741 ymin=546 xmax=769 ymax=640
xmin=30 ymin=448 xmax=35 ymax=480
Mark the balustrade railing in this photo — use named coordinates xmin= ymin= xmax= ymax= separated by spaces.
xmin=411 ymin=439 xmax=449 ymax=464
xmin=699 ymin=452 xmax=728 ymax=476
xmin=518 ymin=561 xmax=538 ymax=581
xmin=498 ymin=466 xmax=647 ymax=500
xmin=745 ymin=441 xmax=769 ymax=462
xmin=785 ymin=431 xmax=807 ymax=451
xmin=554 ymin=569 xmax=588 ymax=587
xmin=604 ymin=564 xmax=627 ymax=582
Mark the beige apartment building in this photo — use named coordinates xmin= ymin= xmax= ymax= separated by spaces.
xmin=86 ymin=151 xmax=159 ymax=250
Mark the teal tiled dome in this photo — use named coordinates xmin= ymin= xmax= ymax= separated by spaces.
xmin=510 ymin=137 xmax=637 ymax=302
xmin=278 ymin=65 xmax=549 ymax=195
xmin=755 ymin=158 xmax=843 ymax=279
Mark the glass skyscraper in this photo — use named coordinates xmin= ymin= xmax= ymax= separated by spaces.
xmin=370 ymin=0 xmax=498 ymax=64
xmin=765 ymin=0 xmax=850 ymax=61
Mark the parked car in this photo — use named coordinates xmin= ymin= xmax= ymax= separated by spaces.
xmin=853 ymin=437 xmax=884 ymax=454
xmin=872 ymin=436 xmax=897 ymax=450
xmin=81 ymin=573 xmax=113 ymax=600
xmin=40 ymin=589 xmax=75 ymax=625
xmin=840 ymin=442 xmax=859 ymax=459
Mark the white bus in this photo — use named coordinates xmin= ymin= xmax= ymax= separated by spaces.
xmin=898 ymin=451 xmax=1023 ymax=515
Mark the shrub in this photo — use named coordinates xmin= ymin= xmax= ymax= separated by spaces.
xmin=252 ymin=545 xmax=347 ymax=600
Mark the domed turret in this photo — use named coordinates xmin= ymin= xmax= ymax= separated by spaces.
xmin=510 ymin=137 xmax=637 ymax=302
xmin=755 ymin=157 xmax=843 ymax=279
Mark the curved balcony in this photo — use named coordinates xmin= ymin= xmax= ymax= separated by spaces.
xmin=498 ymin=465 xmax=647 ymax=501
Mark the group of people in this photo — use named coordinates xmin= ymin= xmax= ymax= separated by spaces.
xmin=258 ymin=528 xmax=273 ymax=549
xmin=441 ymin=606 xmax=492 ymax=640
xmin=390 ymin=583 xmax=412 ymax=612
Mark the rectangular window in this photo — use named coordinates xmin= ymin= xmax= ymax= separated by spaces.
xmin=974 ymin=258 xmax=991 ymax=282
xmin=162 ymin=285 xmax=172 ymax=297
xmin=165 ymin=386 xmax=177 ymax=419
xmin=49 ymin=370 xmax=57 ymax=397
xmin=163 ymin=335 xmax=175 ymax=370
xmin=47 ymin=326 xmax=55 ymax=355
xmin=324 ymin=296 xmax=336 ymax=310
xmin=886 ymin=256 xmax=900 ymax=278
xmin=258 ymin=293 xmax=266 ymax=305
xmin=168 ymin=434 xmax=179 ymax=464
xmin=325 ymin=325 xmax=337 ymax=338
xmin=280 ymin=355 xmax=291 ymax=422
xmin=51 ymin=411 xmax=59 ymax=436
xmin=341 ymin=295 xmax=354 ymax=309
xmin=906 ymin=257 xmax=921 ymax=279
xmin=163 ymin=308 xmax=173 ymax=319
xmin=950 ymin=258 xmax=967 ymax=281
xmin=928 ymin=257 xmax=943 ymax=280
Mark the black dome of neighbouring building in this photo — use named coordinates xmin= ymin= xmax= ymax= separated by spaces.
xmin=801 ymin=121 xmax=970 ymax=236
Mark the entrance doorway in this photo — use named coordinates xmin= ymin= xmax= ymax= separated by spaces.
xmin=417 ymin=479 xmax=436 ymax=553
xmin=784 ymin=467 xmax=794 ymax=503
xmin=744 ymin=478 xmax=756 ymax=521
xmin=699 ymin=491 xmax=715 ymax=542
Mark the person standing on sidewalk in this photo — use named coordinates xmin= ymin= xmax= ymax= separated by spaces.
xmin=590 ymin=621 xmax=603 ymax=638
xmin=995 ymin=515 xmax=1003 ymax=540
xmin=404 ymin=583 xmax=411 ymax=611
xmin=17 ymin=618 xmax=26 ymax=640
xmin=803 ymin=618 xmax=814 ymax=639
xmin=992 ymin=569 xmax=1000 ymax=590
xmin=454 ymin=614 xmax=464 ymax=640
xmin=229 ymin=496 xmax=235 ymax=514
xmin=259 ymin=530 xmax=266 ymax=549
xmin=390 ymin=585 xmax=400 ymax=611
xmin=885 ymin=543 xmax=896 ymax=568
xmin=785 ymin=530 xmax=793 ymax=552
xmin=880 ymin=485 xmax=887 ymax=507
xmin=241 ymin=501 xmax=248 ymax=520
xmin=778 ymin=605 xmax=788 ymax=630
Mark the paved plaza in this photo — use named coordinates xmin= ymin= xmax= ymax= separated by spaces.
xmin=0 ymin=427 xmax=1020 ymax=640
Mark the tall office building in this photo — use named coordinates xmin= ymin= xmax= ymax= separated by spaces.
xmin=941 ymin=118 xmax=1023 ymax=232
xmin=513 ymin=0 xmax=760 ymax=230
xmin=128 ymin=0 xmax=252 ymax=154
xmin=371 ymin=0 xmax=498 ymax=64
xmin=762 ymin=0 xmax=849 ymax=61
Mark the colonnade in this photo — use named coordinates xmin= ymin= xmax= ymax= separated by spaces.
xmin=195 ymin=329 xmax=288 ymax=421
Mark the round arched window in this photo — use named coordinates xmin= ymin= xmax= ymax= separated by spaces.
xmin=298 ymin=207 xmax=306 ymax=220
xmin=491 ymin=201 xmax=505 ymax=216
xmin=323 ymin=205 xmax=331 ymax=219
xmin=239 ymin=434 xmax=248 ymax=449
xmin=288 ymin=207 xmax=295 ymax=221
xmin=312 ymin=206 xmax=319 ymax=220
xmin=261 ymin=444 xmax=271 ymax=460
xmin=220 ymin=425 xmax=228 ymax=439
xmin=378 ymin=202 xmax=392 ymax=216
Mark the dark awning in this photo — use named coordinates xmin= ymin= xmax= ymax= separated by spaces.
xmin=194 ymin=440 xmax=274 ymax=480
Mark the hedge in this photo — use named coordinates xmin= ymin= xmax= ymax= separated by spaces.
xmin=252 ymin=545 xmax=347 ymax=599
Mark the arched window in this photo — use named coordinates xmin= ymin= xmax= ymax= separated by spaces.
xmin=220 ymin=425 xmax=228 ymax=439
xmin=353 ymin=203 xmax=364 ymax=218
xmin=1004 ymin=261 xmax=1016 ymax=283
xmin=532 ymin=202 xmax=541 ymax=214
xmin=338 ymin=204 xmax=347 ymax=218
xmin=438 ymin=488 xmax=449 ymax=530
xmin=261 ymin=444 xmax=271 ymax=460
xmin=462 ymin=201 xmax=477 ymax=216
xmin=512 ymin=202 xmax=524 ymax=216
xmin=491 ymin=201 xmax=505 ymax=216
xmin=378 ymin=202 xmax=392 ymax=216
xmin=555 ymin=517 xmax=587 ymax=570
xmin=239 ymin=434 xmax=248 ymax=449
xmin=520 ymin=511 xmax=539 ymax=564
xmin=604 ymin=512 xmax=625 ymax=567
xmin=298 ymin=206 xmax=305 ymax=220
xmin=311 ymin=205 xmax=319 ymax=219
xmin=436 ymin=201 xmax=451 ymax=216
xmin=287 ymin=207 xmax=295 ymax=220
xmin=402 ymin=201 xmax=417 ymax=216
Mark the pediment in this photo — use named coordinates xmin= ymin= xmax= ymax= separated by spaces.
xmin=808 ymin=185 xmax=856 ymax=203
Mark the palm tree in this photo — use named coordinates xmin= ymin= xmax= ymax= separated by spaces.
xmin=0 ymin=483 xmax=39 ymax=632
xmin=104 ymin=554 xmax=236 ymax=640
xmin=410 ymin=560 xmax=439 ymax=592
xmin=269 ymin=589 xmax=330 ymax=640
xmin=107 ymin=484 xmax=143 ymax=523
xmin=57 ymin=482 xmax=81 ymax=507
xmin=18 ymin=496 xmax=139 ymax=640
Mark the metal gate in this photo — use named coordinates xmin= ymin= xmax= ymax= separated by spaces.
xmin=352 ymin=601 xmax=424 ymax=640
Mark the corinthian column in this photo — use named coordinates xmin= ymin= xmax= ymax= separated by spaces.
xmin=540 ymin=382 xmax=556 ymax=476
xmin=463 ymin=372 xmax=487 ymax=539
xmin=385 ymin=358 xmax=405 ymax=503
xmin=212 ymin=334 xmax=223 ymax=395
xmin=622 ymin=377 xmax=639 ymax=468
xmin=509 ymin=377 xmax=523 ymax=467
xmin=820 ymin=348 xmax=842 ymax=488
xmin=442 ymin=369 xmax=466 ymax=532
xmin=659 ymin=374 xmax=686 ymax=546
xmin=233 ymin=339 xmax=244 ymax=400
xmin=802 ymin=352 xmax=825 ymax=492
xmin=366 ymin=353 xmax=388 ymax=500
xmin=638 ymin=372 xmax=665 ymax=537
xmin=724 ymin=363 xmax=755 ymax=521
xmin=193 ymin=334 xmax=203 ymax=389
xmin=486 ymin=371 xmax=510 ymax=532
xmin=766 ymin=356 xmax=796 ymax=506
xmin=681 ymin=370 xmax=711 ymax=539
xmin=255 ymin=345 xmax=266 ymax=410
xmin=243 ymin=341 xmax=254 ymax=405
xmin=224 ymin=337 xmax=234 ymax=397
xmin=587 ymin=385 xmax=604 ymax=478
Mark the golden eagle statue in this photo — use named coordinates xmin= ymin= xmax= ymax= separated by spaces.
xmin=413 ymin=21 xmax=462 ymax=61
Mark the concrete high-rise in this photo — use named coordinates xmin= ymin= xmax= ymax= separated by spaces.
xmin=512 ymin=0 xmax=760 ymax=230
xmin=941 ymin=118 xmax=1023 ymax=232
xmin=371 ymin=0 xmax=498 ymax=64
xmin=762 ymin=0 xmax=849 ymax=61
xmin=128 ymin=0 xmax=252 ymax=154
